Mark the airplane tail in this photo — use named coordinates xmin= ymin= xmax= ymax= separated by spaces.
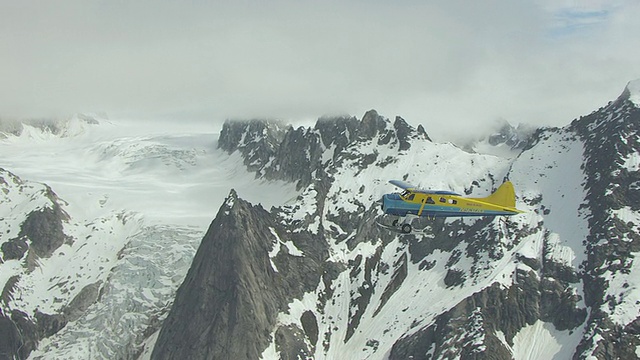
xmin=477 ymin=181 xmax=517 ymax=208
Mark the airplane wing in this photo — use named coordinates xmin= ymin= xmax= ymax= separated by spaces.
xmin=389 ymin=180 xmax=461 ymax=196
xmin=389 ymin=180 xmax=418 ymax=191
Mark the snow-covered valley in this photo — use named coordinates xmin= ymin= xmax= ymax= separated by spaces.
xmin=0 ymin=116 xmax=297 ymax=359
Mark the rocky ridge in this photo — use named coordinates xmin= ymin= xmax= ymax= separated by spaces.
xmin=568 ymin=82 xmax=640 ymax=358
xmin=217 ymin=110 xmax=430 ymax=189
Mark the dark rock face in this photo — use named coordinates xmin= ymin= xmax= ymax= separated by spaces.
xmin=63 ymin=281 xmax=102 ymax=322
xmin=0 ymin=238 xmax=28 ymax=261
xmin=151 ymin=190 xmax=328 ymax=360
xmin=1 ymin=184 xmax=70 ymax=265
xmin=0 ymin=310 xmax=38 ymax=360
xmin=0 ymin=310 xmax=21 ymax=360
xmin=300 ymin=310 xmax=319 ymax=346
xmin=19 ymin=204 xmax=70 ymax=259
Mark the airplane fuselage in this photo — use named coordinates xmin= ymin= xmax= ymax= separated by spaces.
xmin=381 ymin=191 xmax=521 ymax=218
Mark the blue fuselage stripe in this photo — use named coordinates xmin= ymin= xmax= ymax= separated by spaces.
xmin=381 ymin=194 xmax=516 ymax=218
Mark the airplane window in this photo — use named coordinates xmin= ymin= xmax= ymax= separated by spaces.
xmin=449 ymin=199 xmax=457 ymax=204
xmin=439 ymin=197 xmax=446 ymax=203
xmin=407 ymin=194 xmax=415 ymax=201
xmin=426 ymin=197 xmax=435 ymax=204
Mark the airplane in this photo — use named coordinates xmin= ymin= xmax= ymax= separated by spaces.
xmin=379 ymin=180 xmax=524 ymax=233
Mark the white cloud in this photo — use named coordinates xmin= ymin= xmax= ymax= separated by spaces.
xmin=0 ymin=0 xmax=638 ymax=140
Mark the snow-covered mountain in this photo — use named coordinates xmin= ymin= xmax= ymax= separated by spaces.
xmin=1 ymin=79 xmax=640 ymax=359
xmin=151 ymin=81 xmax=640 ymax=359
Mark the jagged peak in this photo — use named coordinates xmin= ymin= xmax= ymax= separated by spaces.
xmin=218 ymin=119 xmax=287 ymax=153
xmin=393 ymin=115 xmax=431 ymax=146
xmin=222 ymin=189 xmax=238 ymax=211
xmin=359 ymin=109 xmax=389 ymax=140
xmin=216 ymin=111 xmax=432 ymax=188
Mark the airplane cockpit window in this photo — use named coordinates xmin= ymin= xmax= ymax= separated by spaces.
xmin=426 ymin=197 xmax=435 ymax=204
xmin=449 ymin=199 xmax=458 ymax=204
xmin=439 ymin=197 xmax=446 ymax=203
xmin=401 ymin=191 xmax=415 ymax=201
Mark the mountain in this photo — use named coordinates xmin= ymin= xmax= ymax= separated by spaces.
xmin=1 ymin=80 xmax=639 ymax=359
xmin=459 ymin=119 xmax=537 ymax=158
xmin=152 ymin=81 xmax=640 ymax=359
xmin=0 ymin=113 xmax=102 ymax=139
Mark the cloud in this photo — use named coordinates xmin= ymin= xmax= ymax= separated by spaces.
xmin=1 ymin=0 xmax=639 ymax=140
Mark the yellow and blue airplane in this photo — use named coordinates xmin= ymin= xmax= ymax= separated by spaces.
xmin=380 ymin=180 xmax=524 ymax=233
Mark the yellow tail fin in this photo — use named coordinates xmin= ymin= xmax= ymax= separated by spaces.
xmin=478 ymin=181 xmax=517 ymax=208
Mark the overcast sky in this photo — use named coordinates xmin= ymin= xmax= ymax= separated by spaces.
xmin=1 ymin=0 xmax=639 ymax=139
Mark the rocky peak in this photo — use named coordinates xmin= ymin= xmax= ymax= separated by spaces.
xmin=151 ymin=190 xmax=329 ymax=360
xmin=358 ymin=110 xmax=388 ymax=140
xmin=313 ymin=115 xmax=359 ymax=149
xmin=218 ymin=119 xmax=286 ymax=153
xmin=393 ymin=116 xmax=430 ymax=150
xmin=218 ymin=119 xmax=287 ymax=174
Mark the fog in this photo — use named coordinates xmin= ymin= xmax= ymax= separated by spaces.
xmin=1 ymin=0 xmax=639 ymax=139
